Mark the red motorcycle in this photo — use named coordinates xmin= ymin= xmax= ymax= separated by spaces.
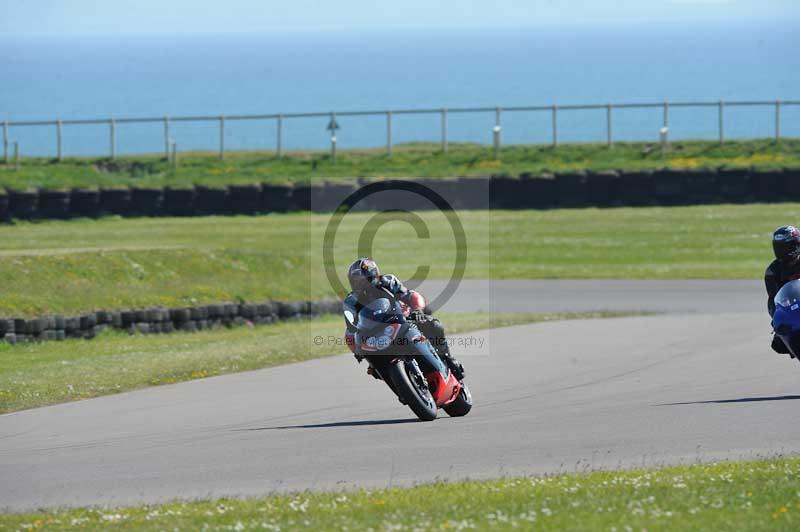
xmin=345 ymin=289 xmax=472 ymax=421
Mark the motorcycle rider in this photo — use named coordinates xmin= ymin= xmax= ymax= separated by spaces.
xmin=766 ymin=225 xmax=800 ymax=354
xmin=343 ymin=257 xmax=465 ymax=380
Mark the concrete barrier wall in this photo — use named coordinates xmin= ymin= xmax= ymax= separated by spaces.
xmin=0 ymin=167 xmax=797 ymax=221
xmin=0 ymin=299 xmax=342 ymax=345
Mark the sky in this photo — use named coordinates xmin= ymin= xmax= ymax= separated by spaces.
xmin=1 ymin=0 xmax=798 ymax=37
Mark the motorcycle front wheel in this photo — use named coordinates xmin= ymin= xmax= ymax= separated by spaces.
xmin=443 ymin=382 xmax=473 ymax=417
xmin=388 ymin=359 xmax=438 ymax=421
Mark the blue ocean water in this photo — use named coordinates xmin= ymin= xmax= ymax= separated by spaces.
xmin=1 ymin=21 xmax=798 ymax=157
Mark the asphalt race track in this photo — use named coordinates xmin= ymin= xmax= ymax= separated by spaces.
xmin=409 ymin=279 xmax=766 ymax=314
xmin=2 ymin=280 xmax=799 ymax=511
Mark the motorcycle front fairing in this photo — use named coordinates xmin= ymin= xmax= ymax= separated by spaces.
xmin=772 ymin=280 xmax=800 ymax=357
xmin=355 ymin=303 xmax=447 ymax=377
xmin=354 ymin=297 xmax=406 ymax=354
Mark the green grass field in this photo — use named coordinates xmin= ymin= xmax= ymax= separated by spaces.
xmin=2 ymin=457 xmax=797 ymax=530
xmin=0 ymin=139 xmax=797 ymax=189
xmin=0 ymin=204 xmax=784 ymax=317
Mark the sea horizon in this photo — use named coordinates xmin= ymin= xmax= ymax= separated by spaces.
xmin=2 ymin=21 xmax=798 ymax=156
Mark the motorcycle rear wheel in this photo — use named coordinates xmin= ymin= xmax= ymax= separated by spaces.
xmin=443 ymin=382 xmax=473 ymax=417
xmin=388 ymin=360 xmax=438 ymax=421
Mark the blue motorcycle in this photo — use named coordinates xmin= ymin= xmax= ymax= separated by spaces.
xmin=772 ymin=279 xmax=800 ymax=358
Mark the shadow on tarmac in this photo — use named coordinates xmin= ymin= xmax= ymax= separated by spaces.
xmin=235 ymin=418 xmax=421 ymax=431
xmin=658 ymin=395 xmax=800 ymax=406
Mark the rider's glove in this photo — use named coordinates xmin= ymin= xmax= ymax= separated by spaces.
xmin=408 ymin=310 xmax=427 ymax=322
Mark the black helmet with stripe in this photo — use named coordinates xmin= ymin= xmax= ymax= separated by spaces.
xmin=773 ymin=225 xmax=800 ymax=265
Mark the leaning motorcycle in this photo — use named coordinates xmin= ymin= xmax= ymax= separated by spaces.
xmin=345 ymin=289 xmax=472 ymax=421
xmin=772 ymin=279 xmax=800 ymax=360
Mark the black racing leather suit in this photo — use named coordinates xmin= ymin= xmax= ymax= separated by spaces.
xmin=343 ymin=274 xmax=454 ymax=364
xmin=765 ymin=258 xmax=800 ymax=353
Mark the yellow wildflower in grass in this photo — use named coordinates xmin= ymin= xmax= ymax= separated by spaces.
xmin=669 ymin=157 xmax=702 ymax=169
xmin=474 ymin=159 xmax=501 ymax=169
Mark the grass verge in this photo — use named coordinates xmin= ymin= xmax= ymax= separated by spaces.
xmin=0 ymin=139 xmax=797 ymax=189
xmin=2 ymin=457 xmax=798 ymax=530
xmin=0 ymin=311 xmax=632 ymax=413
xmin=0 ymin=204 xmax=786 ymax=317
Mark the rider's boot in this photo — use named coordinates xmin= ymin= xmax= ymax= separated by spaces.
xmin=437 ymin=341 xmax=465 ymax=381
xmin=772 ymin=335 xmax=792 ymax=356
xmin=445 ymin=354 xmax=465 ymax=381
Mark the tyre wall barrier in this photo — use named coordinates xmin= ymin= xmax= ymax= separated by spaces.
xmin=8 ymin=189 xmax=38 ymax=219
xmin=587 ymin=170 xmax=621 ymax=207
xmin=263 ymin=183 xmax=294 ymax=212
xmin=525 ymin=174 xmax=557 ymax=208
xmin=718 ymin=168 xmax=752 ymax=203
xmin=751 ymin=168 xmax=786 ymax=203
xmin=71 ymin=189 xmax=101 ymax=217
xmin=784 ymin=168 xmax=800 ymax=202
xmin=0 ymin=192 xmax=9 ymax=221
xmin=291 ymin=184 xmax=312 ymax=212
xmin=38 ymin=190 xmax=71 ymax=219
xmin=164 ymin=187 xmax=197 ymax=216
xmin=685 ymin=168 xmax=717 ymax=204
xmin=195 ymin=186 xmax=228 ymax=215
xmin=311 ymin=181 xmax=357 ymax=212
xmin=0 ymin=299 xmax=341 ymax=345
xmin=1 ymin=167 xmax=798 ymax=220
xmin=489 ymin=176 xmax=523 ymax=209
xmin=98 ymin=188 xmax=131 ymax=215
xmin=131 ymin=187 xmax=164 ymax=216
xmin=651 ymin=169 xmax=687 ymax=205
xmin=228 ymin=184 xmax=263 ymax=214
xmin=618 ymin=171 xmax=654 ymax=206
xmin=456 ymin=177 xmax=491 ymax=210
xmin=556 ymin=171 xmax=590 ymax=208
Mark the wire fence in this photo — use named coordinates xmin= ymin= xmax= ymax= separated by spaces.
xmin=2 ymin=98 xmax=798 ymax=163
